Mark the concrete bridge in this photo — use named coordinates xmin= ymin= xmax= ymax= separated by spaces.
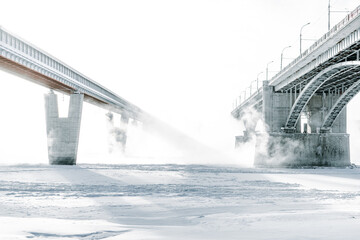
xmin=232 ymin=5 xmax=360 ymax=167
xmin=0 ymin=26 xmax=149 ymax=165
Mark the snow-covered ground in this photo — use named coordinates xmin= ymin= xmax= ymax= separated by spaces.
xmin=1 ymin=163 xmax=360 ymax=239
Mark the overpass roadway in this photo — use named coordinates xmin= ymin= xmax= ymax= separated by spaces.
xmin=0 ymin=26 xmax=145 ymax=121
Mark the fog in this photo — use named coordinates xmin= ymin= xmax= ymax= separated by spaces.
xmin=0 ymin=0 xmax=360 ymax=165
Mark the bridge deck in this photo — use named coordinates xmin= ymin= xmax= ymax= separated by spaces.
xmin=0 ymin=27 xmax=145 ymax=120
xmin=271 ymin=6 xmax=360 ymax=92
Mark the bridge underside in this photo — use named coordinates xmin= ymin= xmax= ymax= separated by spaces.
xmin=0 ymin=55 xmax=133 ymax=117
xmin=283 ymin=62 xmax=360 ymax=132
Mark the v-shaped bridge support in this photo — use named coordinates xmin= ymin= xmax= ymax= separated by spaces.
xmin=45 ymin=91 xmax=83 ymax=165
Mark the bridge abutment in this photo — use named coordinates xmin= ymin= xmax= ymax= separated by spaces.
xmin=45 ymin=91 xmax=83 ymax=165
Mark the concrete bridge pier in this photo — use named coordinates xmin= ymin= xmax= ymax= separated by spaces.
xmin=234 ymin=112 xmax=260 ymax=147
xmin=44 ymin=91 xmax=83 ymax=165
xmin=262 ymin=81 xmax=291 ymax=132
xmin=253 ymin=82 xmax=350 ymax=167
xmin=119 ymin=114 xmax=129 ymax=151
xmin=105 ymin=112 xmax=129 ymax=152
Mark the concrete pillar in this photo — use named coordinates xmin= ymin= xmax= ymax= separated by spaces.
xmin=262 ymin=81 xmax=290 ymax=132
xmin=45 ymin=91 xmax=83 ymax=165
xmin=119 ymin=114 xmax=129 ymax=150
xmin=307 ymin=94 xmax=323 ymax=133
xmin=307 ymin=93 xmax=347 ymax=133
xmin=331 ymin=106 xmax=347 ymax=133
xmin=262 ymin=81 xmax=273 ymax=132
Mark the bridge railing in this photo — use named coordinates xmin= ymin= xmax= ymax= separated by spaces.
xmin=0 ymin=27 xmax=142 ymax=117
xmin=232 ymin=81 xmax=264 ymax=110
xmin=233 ymin=4 xmax=360 ymax=111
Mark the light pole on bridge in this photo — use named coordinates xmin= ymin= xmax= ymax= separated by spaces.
xmin=249 ymin=80 xmax=257 ymax=95
xmin=328 ymin=0 xmax=350 ymax=32
xmin=256 ymin=72 xmax=263 ymax=90
xmin=266 ymin=61 xmax=273 ymax=81
xmin=280 ymin=46 xmax=291 ymax=70
xmin=328 ymin=0 xmax=331 ymax=31
xmin=300 ymin=22 xmax=310 ymax=55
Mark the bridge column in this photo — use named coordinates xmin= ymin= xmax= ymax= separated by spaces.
xmin=307 ymin=94 xmax=323 ymax=133
xmin=262 ymin=81 xmax=290 ymax=132
xmin=330 ymin=107 xmax=347 ymax=133
xmin=119 ymin=114 xmax=129 ymax=151
xmin=307 ymin=93 xmax=347 ymax=133
xmin=262 ymin=80 xmax=273 ymax=131
xmin=45 ymin=91 xmax=83 ymax=165
xmin=105 ymin=112 xmax=129 ymax=152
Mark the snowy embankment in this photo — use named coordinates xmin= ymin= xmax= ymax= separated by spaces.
xmin=1 ymin=164 xmax=360 ymax=239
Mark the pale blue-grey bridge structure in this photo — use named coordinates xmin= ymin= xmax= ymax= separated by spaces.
xmin=0 ymin=26 xmax=149 ymax=165
xmin=232 ymin=5 xmax=360 ymax=167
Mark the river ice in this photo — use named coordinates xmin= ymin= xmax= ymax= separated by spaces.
xmin=1 ymin=164 xmax=360 ymax=239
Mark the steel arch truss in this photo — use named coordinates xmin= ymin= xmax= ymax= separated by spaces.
xmin=322 ymin=71 xmax=360 ymax=129
xmin=284 ymin=61 xmax=360 ymax=132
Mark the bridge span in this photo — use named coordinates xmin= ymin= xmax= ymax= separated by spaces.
xmin=0 ymin=26 xmax=149 ymax=165
xmin=232 ymin=5 xmax=360 ymax=167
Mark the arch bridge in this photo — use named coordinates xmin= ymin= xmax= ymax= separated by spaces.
xmin=232 ymin=5 xmax=360 ymax=167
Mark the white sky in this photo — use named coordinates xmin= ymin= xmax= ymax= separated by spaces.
xmin=1 ymin=0 xmax=360 ymax=164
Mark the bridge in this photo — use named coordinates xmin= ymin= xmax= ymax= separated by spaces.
xmin=0 ymin=26 xmax=150 ymax=165
xmin=232 ymin=5 xmax=360 ymax=167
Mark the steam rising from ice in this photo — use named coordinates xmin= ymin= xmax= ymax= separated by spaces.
xmin=101 ymin=109 xmax=258 ymax=166
xmin=105 ymin=112 xmax=127 ymax=154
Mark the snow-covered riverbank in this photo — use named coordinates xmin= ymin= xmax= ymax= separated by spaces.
xmin=1 ymin=164 xmax=360 ymax=239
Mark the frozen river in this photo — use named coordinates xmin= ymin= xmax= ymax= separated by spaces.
xmin=1 ymin=164 xmax=360 ymax=239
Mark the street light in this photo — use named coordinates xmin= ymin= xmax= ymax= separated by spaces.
xmin=328 ymin=0 xmax=331 ymax=31
xmin=249 ymin=79 xmax=257 ymax=95
xmin=256 ymin=72 xmax=263 ymax=90
xmin=328 ymin=0 xmax=349 ymax=32
xmin=266 ymin=61 xmax=273 ymax=80
xmin=300 ymin=22 xmax=310 ymax=54
xmin=280 ymin=46 xmax=291 ymax=70
xmin=242 ymin=90 xmax=246 ymax=101
xmin=246 ymin=85 xmax=251 ymax=97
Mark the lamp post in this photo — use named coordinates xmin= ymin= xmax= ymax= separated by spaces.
xmin=328 ymin=0 xmax=331 ymax=31
xmin=280 ymin=46 xmax=291 ymax=70
xmin=266 ymin=61 xmax=273 ymax=80
xmin=256 ymin=72 xmax=263 ymax=90
xmin=328 ymin=0 xmax=349 ymax=32
xmin=300 ymin=22 xmax=310 ymax=54
xmin=249 ymin=80 xmax=257 ymax=95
